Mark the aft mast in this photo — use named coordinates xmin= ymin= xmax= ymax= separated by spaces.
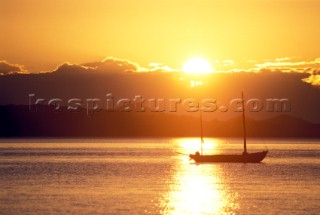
xmin=241 ymin=92 xmax=247 ymax=154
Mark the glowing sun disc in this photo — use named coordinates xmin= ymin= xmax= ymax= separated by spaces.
xmin=183 ymin=58 xmax=214 ymax=74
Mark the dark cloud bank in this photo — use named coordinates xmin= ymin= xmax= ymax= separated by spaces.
xmin=0 ymin=61 xmax=27 ymax=75
xmin=0 ymin=58 xmax=320 ymax=137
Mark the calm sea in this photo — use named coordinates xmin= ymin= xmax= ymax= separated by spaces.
xmin=0 ymin=138 xmax=319 ymax=215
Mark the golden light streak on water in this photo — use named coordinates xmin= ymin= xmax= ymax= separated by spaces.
xmin=160 ymin=138 xmax=240 ymax=214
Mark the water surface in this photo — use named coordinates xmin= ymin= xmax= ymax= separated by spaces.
xmin=0 ymin=138 xmax=319 ymax=214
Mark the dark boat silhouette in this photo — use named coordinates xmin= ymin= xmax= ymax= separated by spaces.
xmin=189 ymin=92 xmax=268 ymax=163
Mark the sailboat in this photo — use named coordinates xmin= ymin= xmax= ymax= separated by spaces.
xmin=189 ymin=92 xmax=268 ymax=163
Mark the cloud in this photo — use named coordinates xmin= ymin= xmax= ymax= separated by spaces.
xmin=53 ymin=57 xmax=180 ymax=74
xmin=2 ymin=57 xmax=320 ymax=86
xmin=254 ymin=57 xmax=320 ymax=86
xmin=53 ymin=62 xmax=93 ymax=74
xmin=81 ymin=57 xmax=140 ymax=73
xmin=303 ymin=68 xmax=320 ymax=86
xmin=51 ymin=57 xmax=142 ymax=75
xmin=255 ymin=57 xmax=320 ymax=70
xmin=0 ymin=61 xmax=28 ymax=75
xmin=211 ymin=59 xmax=238 ymax=72
xmin=146 ymin=62 xmax=179 ymax=73
xmin=256 ymin=58 xmax=320 ymax=69
xmin=275 ymin=57 xmax=292 ymax=62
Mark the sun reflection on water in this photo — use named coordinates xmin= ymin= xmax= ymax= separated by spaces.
xmin=176 ymin=138 xmax=225 ymax=155
xmin=160 ymin=138 xmax=239 ymax=214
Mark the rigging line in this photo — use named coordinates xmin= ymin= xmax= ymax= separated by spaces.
xmin=200 ymin=110 xmax=204 ymax=155
xmin=174 ymin=151 xmax=189 ymax=156
xmin=263 ymin=139 xmax=268 ymax=150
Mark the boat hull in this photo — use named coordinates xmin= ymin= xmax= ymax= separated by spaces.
xmin=189 ymin=151 xmax=268 ymax=163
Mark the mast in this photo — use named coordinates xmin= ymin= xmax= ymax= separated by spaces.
xmin=241 ymin=92 xmax=247 ymax=154
xmin=200 ymin=110 xmax=204 ymax=155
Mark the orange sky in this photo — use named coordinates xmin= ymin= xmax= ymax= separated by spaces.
xmin=1 ymin=0 xmax=320 ymax=72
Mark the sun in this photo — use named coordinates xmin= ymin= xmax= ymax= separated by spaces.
xmin=183 ymin=57 xmax=214 ymax=74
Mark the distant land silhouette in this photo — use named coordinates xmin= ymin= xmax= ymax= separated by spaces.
xmin=1 ymin=105 xmax=319 ymax=138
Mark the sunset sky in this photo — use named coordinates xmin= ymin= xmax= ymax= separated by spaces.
xmin=1 ymin=2 xmax=320 ymax=214
xmin=1 ymin=0 xmax=320 ymax=73
xmin=1 ymin=0 xmax=320 ymax=122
